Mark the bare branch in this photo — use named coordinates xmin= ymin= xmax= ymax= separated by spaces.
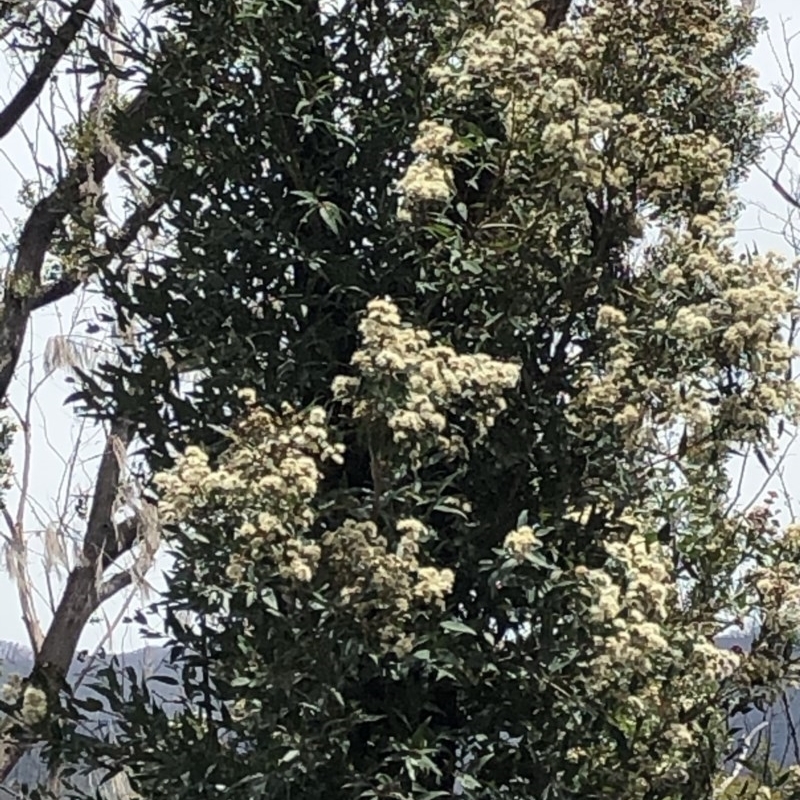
xmin=4 ymin=333 xmax=47 ymax=654
xmin=98 ymin=569 xmax=133 ymax=603
xmin=0 ymin=505 xmax=15 ymax=546
xmin=0 ymin=412 xmax=151 ymax=785
xmin=0 ymin=4 xmax=161 ymax=786
xmin=30 ymin=191 xmax=166 ymax=312
xmin=34 ymin=417 xmax=134 ymax=674
xmin=757 ymin=162 xmax=800 ymax=211
xmin=0 ymin=0 xmax=97 ymax=141
xmin=0 ymin=87 xmax=149 ymax=402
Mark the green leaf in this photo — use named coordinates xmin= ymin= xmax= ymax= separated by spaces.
xmin=459 ymin=774 xmax=482 ymax=790
xmin=319 ymin=201 xmax=341 ymax=235
xmin=71 ymin=697 xmax=104 ymax=713
xmin=279 ymin=749 xmax=300 ymax=765
xmin=441 ymin=620 xmax=476 ymax=636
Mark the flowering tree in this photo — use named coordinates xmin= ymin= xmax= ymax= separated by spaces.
xmin=55 ymin=0 xmax=800 ymax=798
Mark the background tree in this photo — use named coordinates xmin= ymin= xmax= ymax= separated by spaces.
xmin=0 ymin=296 xmax=160 ymax=800
xmin=0 ymin=0 xmax=166 ymax=787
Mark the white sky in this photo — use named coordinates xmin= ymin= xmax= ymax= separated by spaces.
xmin=0 ymin=1 xmax=798 ymax=655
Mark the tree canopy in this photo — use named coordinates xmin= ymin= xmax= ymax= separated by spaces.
xmin=4 ymin=0 xmax=800 ymax=798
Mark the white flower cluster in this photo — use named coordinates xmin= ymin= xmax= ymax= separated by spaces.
xmin=154 ymin=384 xmax=461 ymax=644
xmin=154 ymin=401 xmax=343 ymax=585
xmin=395 ymin=157 xmax=455 ymax=220
xmin=333 ymin=297 xmax=520 ymax=465
xmin=596 ymin=305 xmax=627 ymax=330
xmin=411 ymin=120 xmax=463 ymax=157
xmin=503 ymin=525 xmax=540 ymax=560
xmin=323 ymin=517 xmax=455 ymax=654
xmin=0 ymin=677 xmax=48 ymax=735
xmin=571 ymin=525 xmax=743 ymax=778
xmin=749 ymin=560 xmax=800 ymax=638
xmin=20 ymin=687 xmax=47 ymax=726
xmin=575 ymin=531 xmax=739 ymax=685
xmin=573 ymin=214 xmax=800 ymax=460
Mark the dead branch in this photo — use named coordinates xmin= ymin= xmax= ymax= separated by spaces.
xmin=757 ymin=21 xmax=800 ymax=212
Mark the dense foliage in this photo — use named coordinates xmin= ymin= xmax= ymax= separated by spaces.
xmin=56 ymin=0 xmax=800 ymax=798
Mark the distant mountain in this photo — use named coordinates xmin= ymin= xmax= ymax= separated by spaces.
xmin=0 ymin=641 xmax=182 ymax=799
xmin=0 ymin=631 xmax=796 ymax=797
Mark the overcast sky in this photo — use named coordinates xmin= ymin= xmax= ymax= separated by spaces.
xmin=0 ymin=1 xmax=798 ymax=655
